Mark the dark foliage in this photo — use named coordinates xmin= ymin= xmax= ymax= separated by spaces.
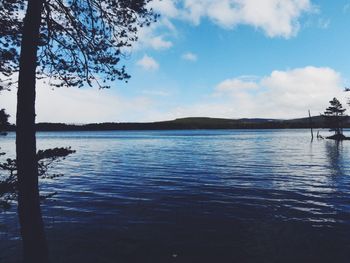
xmin=0 ymin=109 xmax=9 ymax=157
xmin=1 ymin=1 xmax=156 ymax=261
xmin=0 ymin=108 xmax=75 ymax=211
xmin=323 ymin=97 xmax=347 ymax=136
xmin=0 ymin=1 xmax=25 ymax=91
xmin=0 ymin=0 xmax=157 ymax=90
xmin=0 ymin=147 xmax=75 ymax=211
xmin=0 ymin=109 xmax=10 ymax=131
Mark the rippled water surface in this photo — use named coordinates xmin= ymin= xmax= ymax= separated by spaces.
xmin=1 ymin=129 xmax=350 ymax=262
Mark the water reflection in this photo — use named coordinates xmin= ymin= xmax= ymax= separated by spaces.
xmin=325 ymin=140 xmax=345 ymax=177
xmin=1 ymin=130 xmax=350 ymax=262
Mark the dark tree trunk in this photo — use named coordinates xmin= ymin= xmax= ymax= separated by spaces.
xmin=16 ymin=0 xmax=48 ymax=262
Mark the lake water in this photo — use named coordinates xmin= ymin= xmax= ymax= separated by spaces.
xmin=1 ymin=129 xmax=350 ymax=262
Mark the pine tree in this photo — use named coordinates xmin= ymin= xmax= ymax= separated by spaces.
xmin=323 ymin=97 xmax=347 ymax=136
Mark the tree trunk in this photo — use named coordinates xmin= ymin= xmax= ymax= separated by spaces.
xmin=16 ymin=0 xmax=48 ymax=262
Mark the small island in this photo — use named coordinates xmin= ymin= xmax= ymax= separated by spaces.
xmin=323 ymin=97 xmax=350 ymax=141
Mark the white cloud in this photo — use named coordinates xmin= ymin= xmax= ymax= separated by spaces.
xmin=148 ymin=0 xmax=180 ymax=18
xmin=136 ymin=23 xmax=174 ymax=50
xmin=181 ymin=52 xmax=198 ymax=62
xmin=1 ymin=67 xmax=346 ymax=123
xmin=148 ymin=35 xmax=173 ymax=50
xmin=131 ymin=18 xmax=175 ymax=51
xmin=0 ymin=83 xmax=156 ymax=124
xmin=215 ymin=66 xmax=346 ymax=118
xmin=141 ymin=89 xmax=171 ymax=97
xmin=136 ymin=55 xmax=159 ymax=71
xmin=148 ymin=0 xmax=315 ymax=38
xmin=148 ymin=66 xmax=347 ymax=121
xmin=216 ymin=78 xmax=259 ymax=93
xmin=134 ymin=0 xmax=315 ymax=51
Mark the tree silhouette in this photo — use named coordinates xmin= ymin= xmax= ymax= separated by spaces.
xmin=0 ymin=109 xmax=9 ymax=157
xmin=323 ymin=97 xmax=347 ymax=138
xmin=1 ymin=147 xmax=75 ymax=211
xmin=0 ymin=109 xmax=9 ymax=132
xmin=1 ymin=1 xmax=156 ymax=262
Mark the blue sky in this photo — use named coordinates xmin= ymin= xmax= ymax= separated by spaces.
xmin=2 ymin=0 xmax=350 ymax=123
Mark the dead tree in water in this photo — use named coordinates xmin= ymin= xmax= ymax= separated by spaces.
xmin=308 ymin=110 xmax=314 ymax=141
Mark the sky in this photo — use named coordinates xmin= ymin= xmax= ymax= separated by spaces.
xmin=2 ymin=0 xmax=350 ymax=123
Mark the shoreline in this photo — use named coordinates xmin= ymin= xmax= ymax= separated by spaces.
xmin=3 ymin=116 xmax=350 ymax=132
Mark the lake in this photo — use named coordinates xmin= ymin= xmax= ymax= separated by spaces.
xmin=1 ymin=129 xmax=350 ymax=262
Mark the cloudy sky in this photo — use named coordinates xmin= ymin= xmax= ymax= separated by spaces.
xmin=2 ymin=0 xmax=350 ymax=123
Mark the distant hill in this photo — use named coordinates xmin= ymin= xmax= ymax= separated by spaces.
xmin=237 ymin=118 xmax=282 ymax=123
xmin=4 ymin=116 xmax=350 ymax=131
